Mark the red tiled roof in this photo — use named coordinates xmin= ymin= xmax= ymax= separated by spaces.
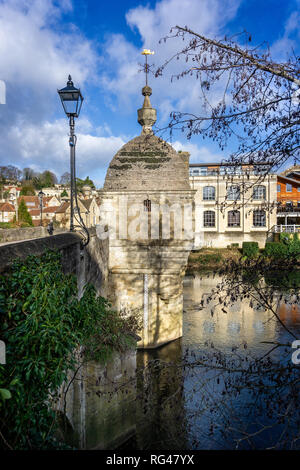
xmin=55 ymin=202 xmax=70 ymax=214
xmin=0 ymin=202 xmax=16 ymax=212
xmin=44 ymin=196 xmax=59 ymax=204
xmin=43 ymin=206 xmax=58 ymax=213
xmin=18 ymin=196 xmax=38 ymax=202
xmin=4 ymin=186 xmax=20 ymax=191
xmin=28 ymin=209 xmax=41 ymax=216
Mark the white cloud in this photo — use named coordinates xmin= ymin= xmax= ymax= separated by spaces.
xmin=0 ymin=0 xmax=242 ymax=185
xmin=0 ymin=0 xmax=97 ymax=91
xmin=4 ymin=118 xmax=126 ymax=185
xmin=0 ymin=0 xmax=99 ymax=138
xmin=173 ymin=140 xmax=222 ymax=163
xmin=0 ymin=0 xmax=107 ymax=183
xmin=271 ymin=4 xmax=300 ymax=60
xmin=101 ymin=0 xmax=241 ymax=120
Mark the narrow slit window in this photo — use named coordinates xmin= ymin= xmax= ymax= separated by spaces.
xmin=144 ymin=199 xmax=151 ymax=212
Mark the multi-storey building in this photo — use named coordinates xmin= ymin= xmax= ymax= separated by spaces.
xmin=189 ymin=162 xmax=277 ymax=248
xmin=277 ymin=166 xmax=300 ymax=228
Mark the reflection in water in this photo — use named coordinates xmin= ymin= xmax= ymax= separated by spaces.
xmin=183 ymin=274 xmax=278 ymax=354
xmin=62 ymin=273 xmax=300 ymax=450
xmin=59 ymin=351 xmax=137 ymax=449
xmin=135 ymin=340 xmax=187 ymax=450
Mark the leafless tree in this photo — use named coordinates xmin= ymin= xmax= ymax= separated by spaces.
xmin=156 ymin=26 xmax=300 ymax=171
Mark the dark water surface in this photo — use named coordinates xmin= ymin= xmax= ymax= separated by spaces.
xmin=63 ymin=273 xmax=300 ymax=450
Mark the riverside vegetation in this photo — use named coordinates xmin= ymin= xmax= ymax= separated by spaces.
xmin=0 ymin=250 xmax=139 ymax=450
xmin=188 ymin=233 xmax=300 ymax=272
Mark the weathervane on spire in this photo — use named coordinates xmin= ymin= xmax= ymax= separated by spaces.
xmin=138 ymin=49 xmax=157 ymax=134
xmin=141 ymin=49 xmax=154 ymax=86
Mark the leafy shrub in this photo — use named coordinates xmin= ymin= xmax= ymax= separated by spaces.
xmin=265 ymin=269 xmax=300 ymax=289
xmin=264 ymin=242 xmax=288 ymax=258
xmin=242 ymin=242 xmax=259 ymax=258
xmin=227 ymin=243 xmax=239 ymax=249
xmin=264 ymin=234 xmax=300 ymax=259
xmin=279 ymin=232 xmax=291 ymax=244
xmin=0 ymin=222 xmax=13 ymax=229
xmin=287 ymin=235 xmax=300 ymax=257
xmin=0 ymin=250 xmax=138 ymax=449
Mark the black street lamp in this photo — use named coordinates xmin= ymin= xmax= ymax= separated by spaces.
xmin=58 ymin=75 xmax=84 ymax=231
xmin=38 ymin=190 xmax=45 ymax=227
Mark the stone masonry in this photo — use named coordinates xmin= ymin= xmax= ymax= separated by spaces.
xmin=101 ymin=84 xmax=195 ymax=349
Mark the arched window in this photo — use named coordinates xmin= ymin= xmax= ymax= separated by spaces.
xmin=228 ymin=210 xmax=240 ymax=227
xmin=144 ymin=199 xmax=151 ymax=212
xmin=203 ymin=186 xmax=215 ymax=200
xmin=227 ymin=185 xmax=240 ymax=200
xmin=203 ymin=210 xmax=215 ymax=227
xmin=253 ymin=185 xmax=266 ymax=200
xmin=253 ymin=210 xmax=266 ymax=227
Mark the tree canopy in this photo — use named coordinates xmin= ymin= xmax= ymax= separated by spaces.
xmin=60 ymin=172 xmax=71 ymax=186
xmin=0 ymin=166 xmax=22 ymax=183
xmin=76 ymin=176 xmax=95 ymax=191
xmin=20 ymin=185 xmax=35 ymax=196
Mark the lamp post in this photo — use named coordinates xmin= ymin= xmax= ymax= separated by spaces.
xmin=38 ymin=190 xmax=45 ymax=227
xmin=57 ymin=75 xmax=83 ymax=231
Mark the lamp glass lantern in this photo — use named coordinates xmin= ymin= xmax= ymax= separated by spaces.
xmin=38 ymin=190 xmax=45 ymax=207
xmin=57 ymin=75 xmax=83 ymax=118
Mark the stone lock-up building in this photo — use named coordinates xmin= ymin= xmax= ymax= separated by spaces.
xmin=100 ymin=84 xmax=195 ymax=349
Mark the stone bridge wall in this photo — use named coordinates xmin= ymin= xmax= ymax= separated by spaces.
xmin=0 ymin=226 xmax=66 ymax=244
xmin=0 ymin=228 xmax=109 ymax=297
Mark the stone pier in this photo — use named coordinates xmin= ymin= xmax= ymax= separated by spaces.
xmin=100 ymin=84 xmax=195 ymax=348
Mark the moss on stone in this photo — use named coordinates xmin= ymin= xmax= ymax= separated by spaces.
xmin=119 ymin=151 xmax=168 ymax=158
xmin=117 ymin=157 xmax=171 ymax=164
xmin=110 ymin=164 xmax=132 ymax=170
xmin=144 ymin=164 xmax=161 ymax=169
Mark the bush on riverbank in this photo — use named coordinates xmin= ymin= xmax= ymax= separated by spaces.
xmin=264 ymin=233 xmax=300 ymax=259
xmin=264 ymin=242 xmax=288 ymax=258
xmin=0 ymin=250 xmax=139 ymax=450
xmin=187 ymin=248 xmax=241 ymax=271
xmin=242 ymin=241 xmax=259 ymax=258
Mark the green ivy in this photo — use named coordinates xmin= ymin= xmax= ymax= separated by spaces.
xmin=0 ymin=251 xmax=137 ymax=449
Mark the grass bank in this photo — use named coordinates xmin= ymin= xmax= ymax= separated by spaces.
xmin=187 ymin=247 xmax=241 ymax=272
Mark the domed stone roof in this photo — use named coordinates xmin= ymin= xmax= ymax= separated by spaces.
xmin=104 ymin=86 xmax=190 ymax=191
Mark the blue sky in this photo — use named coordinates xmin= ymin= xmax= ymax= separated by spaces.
xmin=0 ymin=0 xmax=299 ymax=187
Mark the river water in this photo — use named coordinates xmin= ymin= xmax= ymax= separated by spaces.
xmin=61 ymin=272 xmax=300 ymax=450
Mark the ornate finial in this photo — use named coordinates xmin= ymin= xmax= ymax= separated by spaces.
xmin=138 ymin=50 xmax=156 ymax=134
xmin=67 ymin=75 xmax=73 ymax=86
